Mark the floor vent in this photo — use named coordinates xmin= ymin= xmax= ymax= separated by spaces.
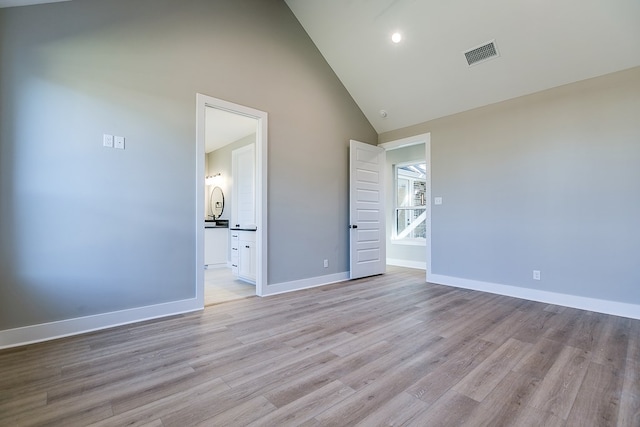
xmin=464 ymin=40 xmax=499 ymax=66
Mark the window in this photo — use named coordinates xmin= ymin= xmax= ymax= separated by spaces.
xmin=394 ymin=161 xmax=426 ymax=243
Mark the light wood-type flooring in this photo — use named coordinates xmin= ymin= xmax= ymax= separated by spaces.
xmin=1 ymin=267 xmax=638 ymax=426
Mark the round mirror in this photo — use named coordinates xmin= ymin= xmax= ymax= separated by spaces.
xmin=209 ymin=186 xmax=225 ymax=219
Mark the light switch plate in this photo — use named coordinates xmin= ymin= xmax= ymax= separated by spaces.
xmin=103 ymin=134 xmax=114 ymax=148
xmin=114 ymin=136 xmax=125 ymax=150
xmin=434 ymin=197 xmax=443 ymax=205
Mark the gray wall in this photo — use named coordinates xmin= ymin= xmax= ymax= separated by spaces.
xmin=206 ymin=133 xmax=256 ymax=222
xmin=385 ymin=144 xmax=426 ymax=266
xmin=380 ymin=67 xmax=640 ymax=305
xmin=0 ymin=0 xmax=376 ymax=330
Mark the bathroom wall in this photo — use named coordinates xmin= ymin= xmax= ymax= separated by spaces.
xmin=206 ymin=133 xmax=256 ymax=222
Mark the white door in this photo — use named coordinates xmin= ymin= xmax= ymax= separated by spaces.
xmin=350 ymin=140 xmax=386 ymax=279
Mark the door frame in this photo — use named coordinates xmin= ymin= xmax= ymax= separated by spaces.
xmin=378 ymin=132 xmax=431 ymax=282
xmin=195 ymin=94 xmax=268 ymax=300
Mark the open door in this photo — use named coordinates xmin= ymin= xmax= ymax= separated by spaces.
xmin=350 ymin=140 xmax=386 ymax=279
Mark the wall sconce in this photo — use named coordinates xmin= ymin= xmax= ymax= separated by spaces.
xmin=205 ymin=172 xmax=222 ymax=186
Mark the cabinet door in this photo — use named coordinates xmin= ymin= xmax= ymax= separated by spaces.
xmin=237 ymin=231 xmax=256 ymax=283
xmin=238 ymin=241 xmax=255 ymax=282
xmin=238 ymin=243 xmax=250 ymax=277
xmin=248 ymin=242 xmax=256 ymax=279
xmin=204 ymin=228 xmax=216 ymax=265
xmin=205 ymin=228 xmax=229 ymax=267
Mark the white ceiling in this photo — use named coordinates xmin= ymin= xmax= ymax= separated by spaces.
xmin=205 ymin=107 xmax=257 ymax=153
xmin=285 ymin=0 xmax=640 ymax=133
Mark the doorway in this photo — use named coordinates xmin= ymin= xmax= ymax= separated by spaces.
xmin=378 ymin=133 xmax=431 ymax=280
xmin=195 ymin=94 xmax=268 ymax=306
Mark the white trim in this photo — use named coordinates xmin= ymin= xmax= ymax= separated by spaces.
xmin=387 ymin=259 xmax=426 ymax=270
xmin=264 ymin=272 xmax=350 ymax=296
xmin=0 ymin=299 xmax=202 ymax=350
xmin=196 ymin=94 xmax=268 ymax=297
xmin=390 ymin=239 xmax=426 ymax=246
xmin=393 ymin=159 xmax=427 ymax=242
xmin=379 ymin=133 xmax=430 ymax=151
xmin=425 ymin=139 xmax=432 ymax=285
xmin=195 ymin=97 xmax=206 ymax=308
xmin=379 ymin=132 xmax=431 ymax=281
xmin=204 ymin=264 xmax=227 ymax=270
xmin=428 ymin=274 xmax=640 ymax=320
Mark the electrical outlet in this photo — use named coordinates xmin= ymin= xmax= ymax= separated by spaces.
xmin=103 ymin=134 xmax=114 ymax=148
xmin=533 ymin=270 xmax=541 ymax=280
xmin=324 ymin=259 xmax=329 ymax=268
xmin=434 ymin=197 xmax=443 ymax=205
xmin=114 ymin=136 xmax=125 ymax=150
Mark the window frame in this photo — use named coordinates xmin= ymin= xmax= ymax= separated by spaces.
xmin=392 ymin=160 xmax=427 ymax=246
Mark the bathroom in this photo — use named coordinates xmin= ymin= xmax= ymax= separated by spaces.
xmin=203 ymin=106 xmax=258 ymax=305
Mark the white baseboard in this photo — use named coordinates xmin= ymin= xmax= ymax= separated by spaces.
xmin=428 ymin=273 xmax=640 ymax=320
xmin=264 ymin=272 xmax=350 ymax=296
xmin=205 ymin=263 xmax=227 ymax=270
xmin=0 ymin=298 xmax=202 ymax=350
xmin=6 ymin=271 xmax=636 ymax=349
xmin=387 ymin=259 xmax=426 ymax=270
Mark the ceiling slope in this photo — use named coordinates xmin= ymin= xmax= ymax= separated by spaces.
xmin=286 ymin=0 xmax=640 ymax=133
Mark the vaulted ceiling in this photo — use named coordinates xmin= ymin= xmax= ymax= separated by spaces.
xmin=285 ymin=0 xmax=640 ymax=133
xmin=3 ymin=0 xmax=639 ymax=135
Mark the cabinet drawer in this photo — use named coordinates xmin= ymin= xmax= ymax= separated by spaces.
xmin=230 ymin=230 xmax=240 ymax=275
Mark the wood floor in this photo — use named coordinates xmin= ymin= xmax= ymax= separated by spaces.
xmin=1 ymin=267 xmax=638 ymax=426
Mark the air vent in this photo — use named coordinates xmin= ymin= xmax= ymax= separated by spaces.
xmin=464 ymin=40 xmax=499 ymax=66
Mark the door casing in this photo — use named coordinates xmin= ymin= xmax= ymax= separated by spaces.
xmin=196 ymin=94 xmax=268 ymax=300
xmin=378 ymin=133 xmax=431 ymax=281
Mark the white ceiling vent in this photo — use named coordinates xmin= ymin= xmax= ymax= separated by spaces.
xmin=464 ymin=40 xmax=499 ymax=66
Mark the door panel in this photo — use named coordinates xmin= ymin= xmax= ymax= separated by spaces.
xmin=350 ymin=140 xmax=386 ymax=279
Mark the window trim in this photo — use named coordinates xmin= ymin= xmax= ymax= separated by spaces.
xmin=392 ymin=159 xmax=427 ymax=245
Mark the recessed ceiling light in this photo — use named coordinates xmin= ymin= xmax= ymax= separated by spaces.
xmin=391 ymin=32 xmax=402 ymax=43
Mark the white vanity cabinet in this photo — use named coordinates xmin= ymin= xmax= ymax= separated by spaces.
xmin=230 ymin=229 xmax=256 ymax=283
xmin=230 ymin=230 xmax=240 ymax=275
xmin=204 ymin=227 xmax=228 ymax=267
xmin=238 ymin=232 xmax=256 ymax=282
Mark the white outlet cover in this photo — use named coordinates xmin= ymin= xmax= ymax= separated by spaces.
xmin=434 ymin=197 xmax=443 ymax=205
xmin=114 ymin=136 xmax=125 ymax=150
xmin=103 ymin=134 xmax=114 ymax=148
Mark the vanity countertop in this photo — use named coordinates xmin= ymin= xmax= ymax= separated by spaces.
xmin=205 ymin=220 xmax=229 ymax=229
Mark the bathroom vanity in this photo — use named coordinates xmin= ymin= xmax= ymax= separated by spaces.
xmin=230 ymin=228 xmax=256 ymax=284
xmin=204 ymin=220 xmax=229 ymax=268
xmin=204 ymin=185 xmax=228 ymax=268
